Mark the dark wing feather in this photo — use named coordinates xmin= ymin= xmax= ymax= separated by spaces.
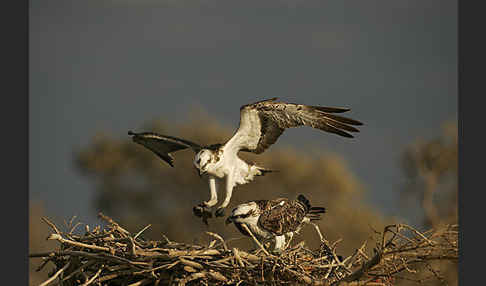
xmin=251 ymin=117 xmax=283 ymax=153
xmin=224 ymin=98 xmax=363 ymax=155
xmin=297 ymin=194 xmax=326 ymax=221
xmin=128 ymin=131 xmax=202 ymax=167
xmin=258 ymin=199 xmax=307 ymax=235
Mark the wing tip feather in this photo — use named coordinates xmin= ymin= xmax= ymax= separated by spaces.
xmin=326 ymin=127 xmax=354 ymax=138
xmin=240 ymin=97 xmax=279 ymax=110
xmin=313 ymin=106 xmax=351 ymax=113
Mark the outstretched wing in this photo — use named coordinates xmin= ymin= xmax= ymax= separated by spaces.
xmin=223 ymin=97 xmax=363 ymax=155
xmin=128 ymin=131 xmax=202 ymax=167
xmin=258 ymin=199 xmax=307 ymax=236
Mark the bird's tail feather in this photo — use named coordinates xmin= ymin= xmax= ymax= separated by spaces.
xmin=297 ymin=194 xmax=326 ymax=220
xmin=297 ymin=194 xmax=312 ymax=211
xmin=309 ymin=207 xmax=326 ymax=214
xmin=256 ymin=167 xmax=278 ymax=176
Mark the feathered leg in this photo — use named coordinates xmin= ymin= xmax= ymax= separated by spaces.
xmin=215 ymin=171 xmax=235 ymax=217
xmin=203 ymin=176 xmax=218 ymax=207
xmin=193 ymin=176 xmax=217 ymax=224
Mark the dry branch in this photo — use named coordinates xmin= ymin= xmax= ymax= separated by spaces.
xmin=30 ymin=214 xmax=458 ymax=286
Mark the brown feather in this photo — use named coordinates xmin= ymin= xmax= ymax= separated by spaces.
xmin=256 ymin=196 xmax=326 ymax=235
xmin=323 ymin=113 xmax=364 ymax=126
xmin=253 ymin=116 xmax=283 ymax=154
xmin=311 ymin=105 xmax=351 ymax=113
xmin=320 ymin=116 xmax=361 ymax=133
xmin=236 ymin=99 xmax=363 ymax=154
xmin=257 ymin=199 xmax=307 ymax=235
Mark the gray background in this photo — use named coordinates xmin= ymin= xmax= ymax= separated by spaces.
xmin=29 ymin=0 xmax=457 ymax=227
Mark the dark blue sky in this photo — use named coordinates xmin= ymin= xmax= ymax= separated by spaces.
xmin=29 ymin=0 xmax=457 ymax=227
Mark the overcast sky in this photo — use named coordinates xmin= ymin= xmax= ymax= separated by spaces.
xmin=29 ymin=0 xmax=457 ymax=227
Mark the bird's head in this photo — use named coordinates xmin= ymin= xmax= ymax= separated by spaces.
xmin=225 ymin=202 xmax=260 ymax=226
xmin=193 ymin=149 xmax=214 ymax=177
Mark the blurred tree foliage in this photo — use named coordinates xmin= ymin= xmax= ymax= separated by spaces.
xmin=398 ymin=121 xmax=458 ymax=285
xmin=401 ymin=121 xmax=458 ymax=229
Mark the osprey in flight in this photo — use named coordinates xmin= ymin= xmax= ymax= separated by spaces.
xmin=225 ymin=194 xmax=326 ymax=252
xmin=128 ymin=98 xmax=362 ymax=220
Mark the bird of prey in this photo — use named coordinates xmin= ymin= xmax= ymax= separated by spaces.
xmin=225 ymin=194 xmax=326 ymax=252
xmin=128 ymin=98 xmax=362 ymax=220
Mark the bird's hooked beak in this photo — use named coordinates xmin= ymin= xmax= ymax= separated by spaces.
xmin=225 ymin=216 xmax=233 ymax=225
xmin=194 ymin=166 xmax=205 ymax=178
xmin=199 ymin=169 xmax=207 ymax=178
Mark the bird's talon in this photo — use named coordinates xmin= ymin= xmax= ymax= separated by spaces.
xmin=215 ymin=208 xmax=226 ymax=217
xmin=193 ymin=205 xmax=204 ymax=217
xmin=203 ymin=201 xmax=217 ymax=208
xmin=193 ymin=205 xmax=212 ymax=217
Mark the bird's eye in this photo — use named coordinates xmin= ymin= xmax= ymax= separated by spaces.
xmin=196 ymin=158 xmax=201 ymax=164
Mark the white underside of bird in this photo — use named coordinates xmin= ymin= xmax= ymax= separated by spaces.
xmin=198 ymin=147 xmax=270 ymax=212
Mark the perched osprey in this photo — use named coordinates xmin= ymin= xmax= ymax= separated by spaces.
xmin=128 ymin=98 xmax=362 ymax=220
xmin=225 ymin=194 xmax=326 ymax=252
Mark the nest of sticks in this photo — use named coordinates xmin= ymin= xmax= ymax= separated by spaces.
xmin=30 ymin=213 xmax=458 ymax=286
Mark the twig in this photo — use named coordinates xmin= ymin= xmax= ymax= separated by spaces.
xmin=128 ymin=278 xmax=152 ymax=286
xmin=41 ymin=217 xmax=61 ymax=235
xmin=400 ymin=224 xmax=437 ymax=246
xmin=206 ymin=232 xmax=228 ymax=251
xmin=134 ymin=224 xmax=152 ymax=240
xmin=98 ymin=212 xmax=130 ymax=235
xmin=31 ymin=250 xmax=150 ymax=269
xmin=310 ymin=222 xmax=324 ymax=242
xmin=334 ymin=249 xmax=383 ymax=285
xmin=179 ymin=258 xmax=203 ymax=270
xmin=241 ymin=224 xmax=271 ymax=256
xmin=35 ymin=258 xmax=52 ymax=272
xmin=47 ymin=233 xmax=111 ymax=252
xmin=38 ymin=262 xmax=70 ymax=286
xmin=31 ymin=215 xmax=457 ymax=286
xmin=233 ymin=248 xmax=245 ymax=268
xmin=79 ymin=267 xmax=103 ymax=286
xmin=69 ymin=222 xmax=82 ymax=235
xmin=62 ymin=260 xmax=97 ymax=281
